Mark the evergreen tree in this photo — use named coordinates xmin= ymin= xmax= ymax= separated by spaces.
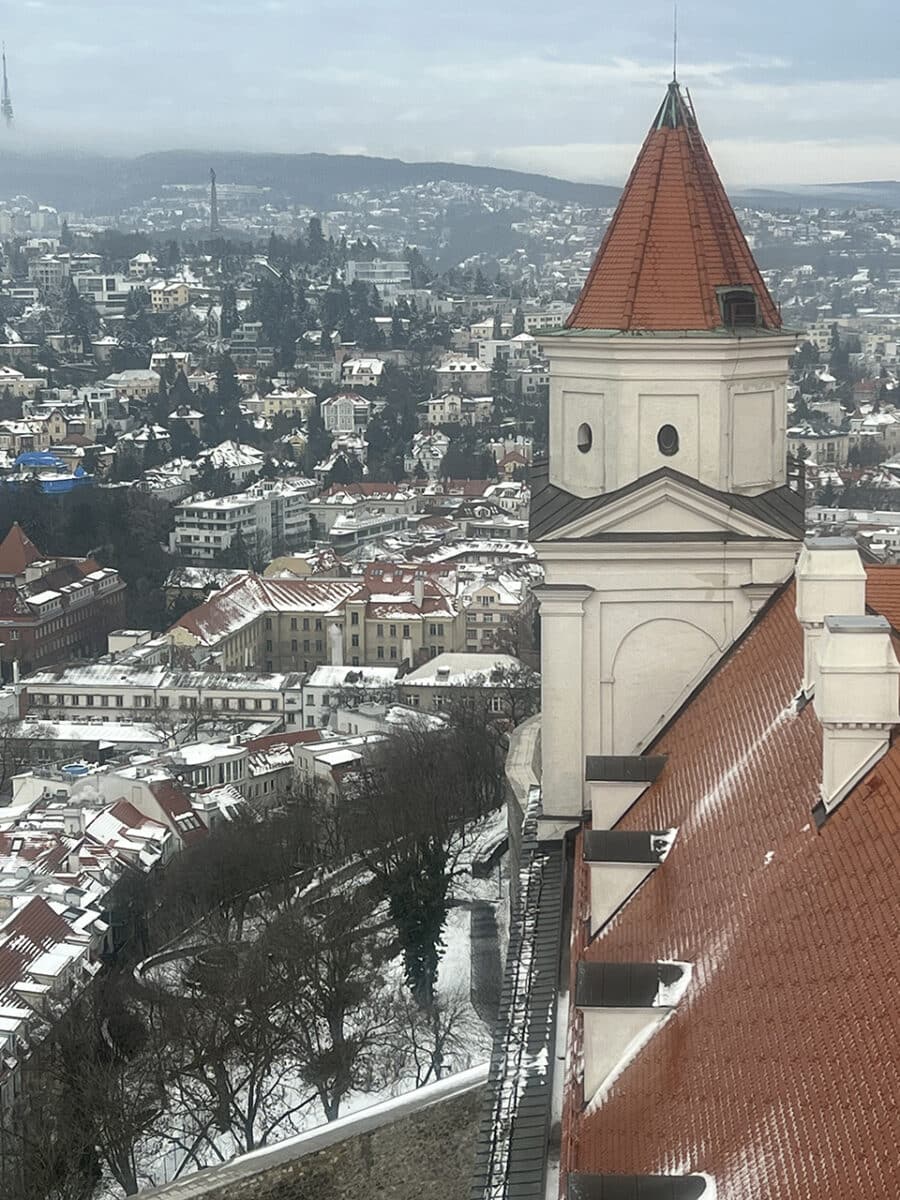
xmin=307 ymin=216 xmax=327 ymax=263
xmin=512 ymin=306 xmax=525 ymax=336
xmin=220 ymin=283 xmax=239 ymax=338
xmin=59 ymin=219 xmax=73 ymax=249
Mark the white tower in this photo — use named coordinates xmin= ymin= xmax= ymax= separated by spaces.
xmin=535 ymin=82 xmax=802 ymax=823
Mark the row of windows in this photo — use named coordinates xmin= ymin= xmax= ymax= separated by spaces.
xmin=33 ymin=692 xmax=280 ymax=712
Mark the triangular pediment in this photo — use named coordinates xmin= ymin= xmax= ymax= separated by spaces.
xmin=549 ymin=474 xmax=797 ymax=542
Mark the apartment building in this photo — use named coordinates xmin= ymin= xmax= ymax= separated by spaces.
xmin=24 ymin=663 xmax=305 ymax=725
xmin=172 ymin=478 xmax=313 ymax=563
xmin=321 ymin=390 xmax=371 ymax=434
xmin=0 ymin=524 xmax=127 ymax=676
xmin=168 ymin=568 xmax=466 ymax=673
xmin=148 ymin=281 xmax=191 ymax=312
xmin=345 ymin=259 xmax=411 ymax=297
xmin=171 ymin=492 xmax=273 ymax=563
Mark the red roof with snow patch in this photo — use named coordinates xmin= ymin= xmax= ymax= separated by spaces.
xmin=563 ymin=576 xmax=900 ymax=1197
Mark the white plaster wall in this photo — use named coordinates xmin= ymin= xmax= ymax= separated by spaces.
xmin=589 ymin=862 xmax=656 ymax=935
xmin=537 ymin=539 xmax=798 ymax=813
xmin=587 ymin=781 xmax=648 ymax=828
xmin=545 ymin=334 xmax=794 ymax=500
xmin=611 ymin=618 xmax=720 ymax=754
xmin=582 ymin=1007 xmax=667 ymax=1105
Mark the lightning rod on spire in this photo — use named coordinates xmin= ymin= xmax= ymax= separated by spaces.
xmin=672 ymin=1 xmax=678 ymax=82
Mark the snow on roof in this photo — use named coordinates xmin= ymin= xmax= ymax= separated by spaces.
xmin=9 ymin=720 xmax=166 ymax=745
xmin=403 ymin=652 xmax=524 ymax=686
xmin=306 ymin=665 xmax=399 ymax=689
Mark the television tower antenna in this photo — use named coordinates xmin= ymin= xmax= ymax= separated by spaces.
xmin=1 ymin=44 xmax=13 ymax=128
xmin=209 ymin=168 xmax=220 ymax=234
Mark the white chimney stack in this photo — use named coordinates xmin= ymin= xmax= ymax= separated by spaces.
xmin=795 ymin=537 xmax=866 ymax=694
xmin=329 ymin=621 xmax=344 ymax=667
xmin=401 ymin=636 xmax=414 ymax=668
xmin=413 ymin=576 xmax=425 ymax=609
xmin=814 ymin=614 xmax=900 ymax=816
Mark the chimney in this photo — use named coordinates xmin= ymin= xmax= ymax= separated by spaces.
xmin=795 ymin=537 xmax=866 ymax=694
xmin=401 ymin=636 xmax=414 ymax=668
xmin=413 ymin=576 xmax=425 ymax=608
xmin=11 ymin=659 xmax=19 ymax=685
xmin=329 ymin=621 xmax=344 ymax=667
xmin=814 ymin=615 xmax=900 ymax=816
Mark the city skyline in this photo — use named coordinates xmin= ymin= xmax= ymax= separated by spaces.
xmin=0 ymin=0 xmax=897 ymax=186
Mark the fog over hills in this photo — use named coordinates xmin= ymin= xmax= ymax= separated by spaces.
xmin=0 ymin=146 xmax=898 ymax=215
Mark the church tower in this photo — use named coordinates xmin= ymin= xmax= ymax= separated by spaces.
xmin=534 ymin=82 xmax=803 ymax=824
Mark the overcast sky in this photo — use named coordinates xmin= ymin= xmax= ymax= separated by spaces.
xmin=2 ymin=0 xmax=897 ymax=186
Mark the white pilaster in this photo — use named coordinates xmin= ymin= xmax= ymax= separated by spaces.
xmin=535 ymin=584 xmax=593 ymax=822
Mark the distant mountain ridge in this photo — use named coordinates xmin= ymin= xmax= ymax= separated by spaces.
xmin=0 ymin=145 xmax=897 ymax=217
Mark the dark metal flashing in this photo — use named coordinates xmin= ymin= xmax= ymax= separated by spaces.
xmin=568 ymin=1174 xmax=708 ymax=1200
xmin=583 ymin=830 xmax=670 ymax=864
xmin=575 ymin=961 xmax=684 ymax=1009
xmin=529 ymin=460 xmax=805 ymax=543
xmin=470 ymin=797 xmax=565 ymax=1200
xmin=585 ymin=755 xmax=667 ymax=783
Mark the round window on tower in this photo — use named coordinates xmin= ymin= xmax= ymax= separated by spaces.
xmin=577 ymin=423 xmax=593 ymax=454
xmin=657 ymin=424 xmax=679 ymax=457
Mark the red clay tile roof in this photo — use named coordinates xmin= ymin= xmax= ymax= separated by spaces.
xmin=0 ymin=896 xmax=74 ymax=1002
xmin=864 ymin=563 xmax=900 ymax=630
xmin=0 ymin=522 xmax=43 ymax=576
xmin=567 ymin=83 xmax=780 ymax=333
xmin=563 ymin=577 xmax=900 ymax=1197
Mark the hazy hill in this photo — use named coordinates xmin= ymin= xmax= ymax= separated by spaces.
xmin=0 ymin=148 xmax=622 ymax=213
xmin=0 ymin=145 xmax=896 ymax=221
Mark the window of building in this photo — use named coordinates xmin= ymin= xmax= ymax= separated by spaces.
xmin=115 ymin=696 xmax=124 ymax=707
xmin=303 ymin=617 xmax=310 ymax=631
xmin=291 ymin=639 xmax=298 ymax=651
xmin=238 ymin=699 xmax=247 ymax=711
xmin=403 ymin=624 xmax=410 ymax=638
xmin=377 ymin=646 xmax=384 ymax=659
xmin=315 ymin=619 xmax=322 ymax=632
xmin=316 ymin=639 xmax=323 ymax=651
xmin=304 ymin=639 xmax=310 ymax=651
xmin=291 ymin=618 xmax=298 ymax=631
xmin=577 ymin=423 xmax=592 ymax=453
xmin=718 ymin=286 xmax=759 ymax=328
xmin=377 ymin=624 xmax=384 ymax=637
xmin=657 ymin=424 xmax=679 ymax=457
xmin=351 ymin=634 xmax=359 ymax=647
xmin=266 ymin=639 xmax=273 ymax=652
xmin=351 ymin=611 xmax=359 ymax=626
xmin=390 ymin=646 xmax=398 ymax=659
xmin=265 ymin=617 xmax=272 ymax=630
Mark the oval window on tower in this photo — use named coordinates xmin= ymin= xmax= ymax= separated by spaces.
xmin=577 ymin=423 xmax=593 ymax=454
xmin=657 ymin=424 xmax=679 ymax=457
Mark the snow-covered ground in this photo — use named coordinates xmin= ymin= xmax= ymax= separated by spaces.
xmin=113 ymin=806 xmax=509 ymax=1196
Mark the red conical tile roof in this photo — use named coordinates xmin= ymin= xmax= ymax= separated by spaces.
xmin=567 ymin=82 xmax=781 ymax=333
xmin=0 ymin=522 xmax=42 ymax=577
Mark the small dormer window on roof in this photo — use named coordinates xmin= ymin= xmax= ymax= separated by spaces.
xmin=717 ymin=286 xmax=760 ymax=329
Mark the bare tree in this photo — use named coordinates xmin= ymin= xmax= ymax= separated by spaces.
xmin=263 ymin=888 xmax=396 ymax=1121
